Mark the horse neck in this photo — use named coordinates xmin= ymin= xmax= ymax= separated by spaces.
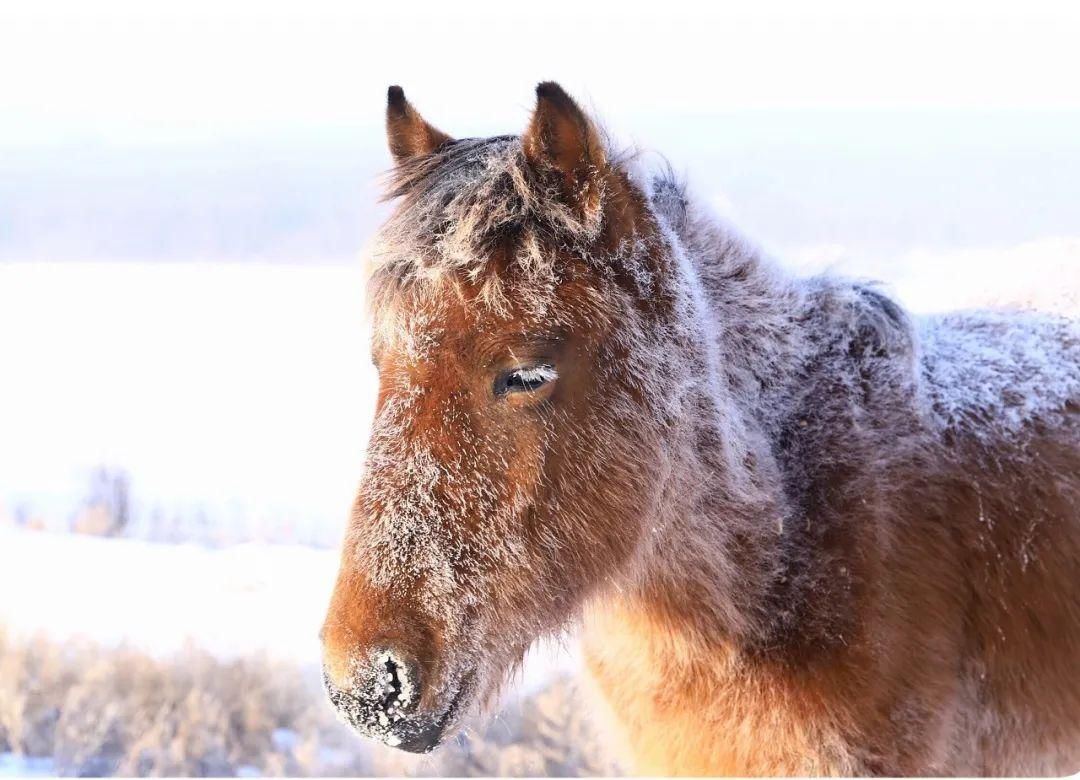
xmin=677 ymin=200 xmax=811 ymax=430
xmin=599 ymin=200 xmax=812 ymax=654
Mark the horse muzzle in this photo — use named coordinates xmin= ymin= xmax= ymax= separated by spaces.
xmin=322 ymin=647 xmax=471 ymax=753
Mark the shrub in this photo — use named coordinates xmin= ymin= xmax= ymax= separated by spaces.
xmin=0 ymin=629 xmax=618 ymax=777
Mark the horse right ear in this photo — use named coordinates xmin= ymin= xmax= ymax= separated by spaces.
xmin=522 ymin=82 xmax=607 ymax=216
xmin=386 ymin=86 xmax=453 ymax=164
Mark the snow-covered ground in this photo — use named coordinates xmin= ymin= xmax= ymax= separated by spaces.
xmin=0 ymin=753 xmax=55 ymax=778
xmin=0 ymin=525 xmax=335 ymax=660
xmin=0 ymin=262 xmax=374 ymax=547
xmin=0 ymin=525 xmax=576 ymax=697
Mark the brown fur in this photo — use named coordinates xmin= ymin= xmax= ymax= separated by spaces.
xmin=322 ymin=83 xmax=1080 ymax=775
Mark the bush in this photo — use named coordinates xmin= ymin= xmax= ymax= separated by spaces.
xmin=0 ymin=629 xmax=619 ymax=777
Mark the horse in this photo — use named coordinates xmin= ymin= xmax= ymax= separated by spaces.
xmin=320 ymin=82 xmax=1080 ymax=775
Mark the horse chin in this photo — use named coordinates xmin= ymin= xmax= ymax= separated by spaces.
xmin=431 ymin=673 xmax=491 ymax=752
xmin=419 ymin=649 xmax=529 ymax=748
xmin=402 ymin=673 xmax=476 ymax=753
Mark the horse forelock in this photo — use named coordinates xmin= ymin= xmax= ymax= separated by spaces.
xmin=370 ymin=133 xmax=678 ymax=315
xmin=375 ymin=136 xmax=600 ymax=287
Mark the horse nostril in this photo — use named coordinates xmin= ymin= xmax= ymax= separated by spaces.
xmin=330 ymin=648 xmax=420 ymax=718
xmin=322 ymin=645 xmax=466 ymax=753
xmin=377 ymin=653 xmax=409 ymax=714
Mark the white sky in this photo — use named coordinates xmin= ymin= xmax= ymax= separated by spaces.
xmin=2 ymin=0 xmax=1080 ymax=144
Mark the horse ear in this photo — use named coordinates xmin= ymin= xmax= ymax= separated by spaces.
xmin=386 ymin=86 xmax=453 ymax=164
xmin=522 ymin=82 xmax=607 ymax=201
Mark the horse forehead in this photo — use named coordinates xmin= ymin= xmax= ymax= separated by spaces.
xmin=372 ymin=278 xmax=550 ymax=365
xmin=372 ymin=285 xmax=475 ymax=359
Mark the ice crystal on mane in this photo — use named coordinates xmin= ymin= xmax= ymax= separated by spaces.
xmin=918 ymin=310 xmax=1080 ymax=438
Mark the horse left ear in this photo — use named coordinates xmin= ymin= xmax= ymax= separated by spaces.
xmin=386 ymin=86 xmax=453 ymax=164
xmin=522 ymin=82 xmax=607 ymax=207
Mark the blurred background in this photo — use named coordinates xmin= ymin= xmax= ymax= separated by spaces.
xmin=1 ymin=0 xmax=1078 ymax=776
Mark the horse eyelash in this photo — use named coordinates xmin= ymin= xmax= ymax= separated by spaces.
xmin=515 ymin=365 xmax=558 ymax=384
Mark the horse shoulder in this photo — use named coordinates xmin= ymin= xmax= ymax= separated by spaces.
xmin=907 ymin=310 xmax=1080 ymax=772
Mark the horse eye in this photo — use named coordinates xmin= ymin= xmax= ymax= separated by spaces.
xmin=494 ymin=364 xmax=557 ymax=397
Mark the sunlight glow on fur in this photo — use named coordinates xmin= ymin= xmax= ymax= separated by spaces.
xmin=321 ymin=83 xmax=1080 ymax=775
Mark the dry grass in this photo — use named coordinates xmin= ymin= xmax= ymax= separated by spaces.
xmin=0 ymin=628 xmax=619 ymax=777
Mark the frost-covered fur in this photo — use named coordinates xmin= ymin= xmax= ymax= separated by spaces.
xmin=322 ymin=83 xmax=1080 ymax=775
